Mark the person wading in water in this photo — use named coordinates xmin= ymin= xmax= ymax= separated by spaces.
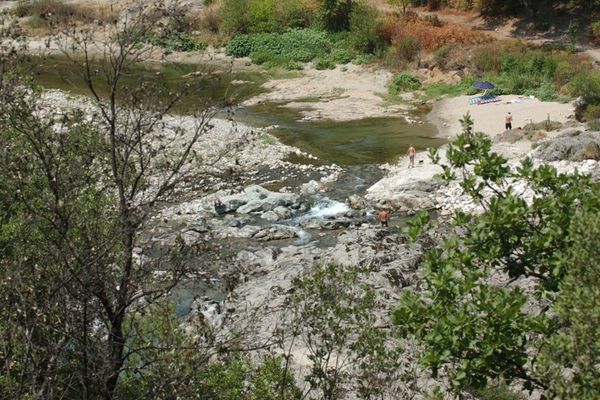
xmin=378 ymin=209 xmax=389 ymax=228
xmin=407 ymin=145 xmax=416 ymax=168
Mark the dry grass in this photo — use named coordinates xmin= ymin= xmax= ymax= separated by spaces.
xmin=383 ymin=15 xmax=494 ymax=51
xmin=13 ymin=0 xmax=119 ymax=35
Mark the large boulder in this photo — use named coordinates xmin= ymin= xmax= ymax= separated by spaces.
xmin=533 ymin=130 xmax=600 ymax=161
xmin=216 ymin=185 xmax=298 ymax=214
xmin=252 ymin=225 xmax=298 ymax=242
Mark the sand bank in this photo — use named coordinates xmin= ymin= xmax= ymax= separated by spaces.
xmin=428 ymin=95 xmax=575 ymax=138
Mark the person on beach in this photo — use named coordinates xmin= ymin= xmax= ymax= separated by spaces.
xmin=407 ymin=145 xmax=416 ymax=168
xmin=505 ymin=112 xmax=513 ymax=130
xmin=378 ymin=209 xmax=389 ymax=228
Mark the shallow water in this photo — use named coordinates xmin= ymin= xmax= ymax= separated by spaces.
xmin=22 ymin=54 xmax=445 ymax=165
xmin=19 ymin=54 xmax=268 ymax=113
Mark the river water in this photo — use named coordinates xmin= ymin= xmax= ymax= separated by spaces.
xmin=22 ymin=55 xmax=446 ymax=313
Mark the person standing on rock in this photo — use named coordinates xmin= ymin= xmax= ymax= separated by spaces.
xmin=505 ymin=112 xmax=513 ymax=130
xmin=407 ymin=145 xmax=416 ymax=168
xmin=378 ymin=209 xmax=389 ymax=228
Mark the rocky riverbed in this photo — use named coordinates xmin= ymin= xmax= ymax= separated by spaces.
xmin=33 ymin=83 xmax=600 ymax=399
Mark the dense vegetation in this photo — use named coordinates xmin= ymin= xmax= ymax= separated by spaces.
xmin=3 ymin=1 xmax=600 ymax=399
xmin=396 ymin=114 xmax=600 ymax=398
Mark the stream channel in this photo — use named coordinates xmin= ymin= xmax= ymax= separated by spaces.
xmin=24 ymin=55 xmax=446 ymax=314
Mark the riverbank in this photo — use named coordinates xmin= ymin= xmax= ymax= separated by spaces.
xmin=428 ymin=94 xmax=576 ymax=139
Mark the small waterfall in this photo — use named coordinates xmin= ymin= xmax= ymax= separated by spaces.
xmin=300 ymin=197 xmax=350 ymax=220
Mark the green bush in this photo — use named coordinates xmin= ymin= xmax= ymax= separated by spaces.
xmin=315 ymin=0 xmax=354 ymax=31
xmin=220 ymin=0 xmax=249 ymax=33
xmin=314 ymin=57 xmax=336 ymax=70
xmin=570 ymin=71 xmax=600 ymax=105
xmin=351 ymin=53 xmax=373 ymax=65
xmin=588 ymin=119 xmax=600 ymax=131
xmin=433 ymin=44 xmax=452 ymax=69
xmin=348 ymin=1 xmax=385 ymax=54
xmin=473 ymin=47 xmax=502 ymax=73
xmin=225 ymin=34 xmax=261 ymax=57
xmin=149 ymin=32 xmax=207 ymax=52
xmin=395 ymin=36 xmax=420 ymax=62
xmin=225 ymin=29 xmax=334 ymax=64
xmin=388 ymin=72 xmax=421 ymax=94
xmin=249 ymin=49 xmax=274 ymax=64
xmin=591 ymin=21 xmax=600 ymax=43
xmin=329 ymin=47 xmax=353 ymax=64
xmin=221 ymin=0 xmax=314 ymax=34
xmin=584 ymin=103 xmax=600 ymax=121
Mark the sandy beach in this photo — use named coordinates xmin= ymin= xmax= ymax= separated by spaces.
xmin=428 ymin=95 xmax=576 ymax=138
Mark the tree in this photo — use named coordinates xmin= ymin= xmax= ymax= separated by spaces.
xmin=394 ymin=114 xmax=600 ymax=397
xmin=387 ymin=0 xmax=411 ymax=15
xmin=288 ymin=264 xmax=400 ymax=399
xmin=316 ymin=0 xmax=354 ymax=31
xmin=0 ymin=1 xmax=252 ymax=398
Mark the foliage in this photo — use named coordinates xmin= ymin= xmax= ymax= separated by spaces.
xmin=0 ymin=4 xmax=245 ymax=397
xmin=522 ymin=116 xmax=562 ymax=132
xmin=226 ymin=28 xmax=356 ymax=69
xmin=394 ymin=113 xmax=600 ymax=397
xmin=392 ymin=35 xmax=421 ymax=62
xmin=189 ymin=355 xmax=302 ymax=399
xmin=570 ymin=70 xmax=600 ymax=107
xmin=149 ymin=31 xmax=207 ymax=52
xmin=387 ymin=0 xmax=411 ymax=14
xmin=220 ymin=0 xmax=249 ymax=33
xmin=591 ymin=21 xmax=600 ymax=44
xmin=315 ymin=0 xmax=354 ymax=31
xmin=13 ymin=0 xmax=116 ymax=31
xmin=388 ymin=72 xmax=421 ymax=94
xmin=314 ymin=56 xmax=336 ymax=69
xmin=422 ymin=76 xmax=479 ymax=100
xmin=536 ymin=211 xmax=600 ymax=399
xmin=289 ymin=264 xmax=400 ymax=399
xmin=329 ymin=47 xmax=353 ymax=64
xmin=472 ymin=383 xmax=525 ymax=400
xmin=220 ymin=0 xmax=315 ymax=34
xmin=433 ymin=43 xmax=452 ymax=69
xmin=467 ymin=44 xmax=593 ymax=102
xmin=226 ymin=29 xmax=332 ymax=60
xmin=347 ymin=1 xmax=386 ymax=54
xmin=384 ymin=16 xmax=492 ymax=52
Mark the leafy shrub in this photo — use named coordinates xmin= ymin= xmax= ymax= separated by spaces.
xmin=220 ymin=0 xmax=249 ymax=33
xmin=351 ymin=53 xmax=373 ymax=65
xmin=286 ymin=60 xmax=304 ymax=70
xmin=221 ymin=0 xmax=315 ymax=34
xmin=533 ymin=19 xmax=551 ymax=32
xmin=570 ymin=71 xmax=600 ymax=105
xmin=150 ymin=32 xmax=207 ymax=52
xmin=348 ymin=1 xmax=386 ymax=54
xmin=388 ymin=72 xmax=421 ymax=94
xmin=394 ymin=35 xmax=420 ymax=62
xmin=588 ymin=119 xmax=600 ymax=131
xmin=584 ymin=103 xmax=600 ymax=121
xmin=527 ymin=80 xmax=558 ymax=101
xmin=225 ymin=34 xmax=260 ymax=57
xmin=249 ymin=49 xmax=274 ymax=64
xmin=472 ymin=384 xmax=525 ymax=400
xmin=314 ymin=57 xmax=336 ymax=70
xmin=590 ymin=21 xmax=600 ymax=44
xmin=473 ymin=46 xmax=502 ymax=73
xmin=329 ymin=47 xmax=353 ymax=64
xmin=433 ymin=44 xmax=452 ymax=69
xmin=226 ymin=29 xmax=333 ymax=64
xmin=315 ymin=0 xmax=354 ymax=31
